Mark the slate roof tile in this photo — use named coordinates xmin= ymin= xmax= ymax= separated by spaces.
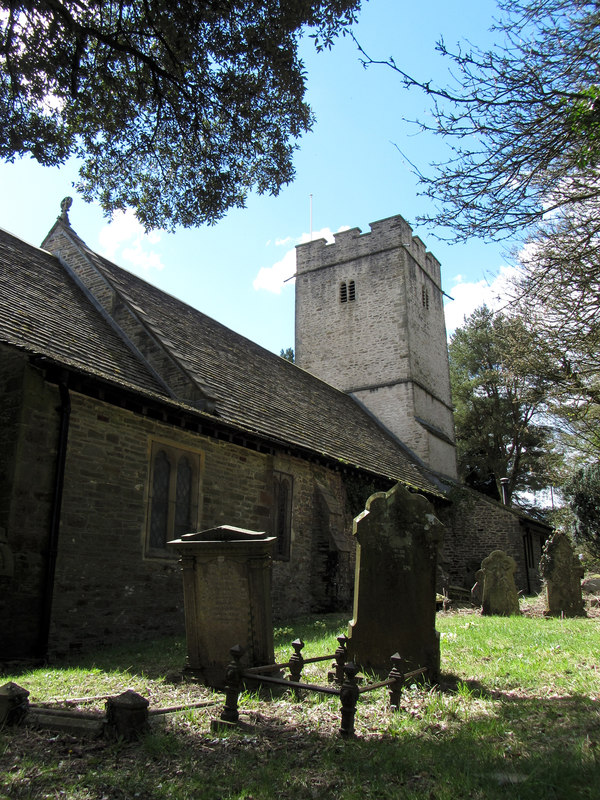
xmin=0 ymin=223 xmax=439 ymax=496
xmin=0 ymin=228 xmax=165 ymax=396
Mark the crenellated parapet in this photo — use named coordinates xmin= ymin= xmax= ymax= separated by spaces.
xmin=296 ymin=214 xmax=441 ymax=286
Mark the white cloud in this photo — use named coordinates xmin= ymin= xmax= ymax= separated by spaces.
xmin=253 ymin=226 xmax=350 ymax=294
xmin=98 ymin=210 xmax=164 ymax=273
xmin=443 ymin=265 xmax=518 ymax=336
xmin=253 ymin=248 xmax=297 ymax=294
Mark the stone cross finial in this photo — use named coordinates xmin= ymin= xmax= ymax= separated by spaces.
xmin=59 ymin=196 xmax=73 ymax=225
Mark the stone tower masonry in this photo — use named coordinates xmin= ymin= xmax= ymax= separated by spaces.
xmin=294 ymin=214 xmax=457 ymax=480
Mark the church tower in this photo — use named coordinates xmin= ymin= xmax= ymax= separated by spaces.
xmin=294 ymin=214 xmax=457 ymax=480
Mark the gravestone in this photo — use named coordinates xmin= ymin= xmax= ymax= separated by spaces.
xmin=480 ymin=550 xmax=521 ymax=616
xmin=168 ymin=526 xmax=276 ymax=687
xmin=582 ymin=575 xmax=600 ymax=595
xmin=471 ymin=568 xmax=484 ymax=607
xmin=540 ymin=531 xmax=585 ymax=617
xmin=347 ymin=483 xmax=444 ymax=678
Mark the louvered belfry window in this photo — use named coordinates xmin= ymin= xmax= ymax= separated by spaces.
xmin=146 ymin=442 xmax=202 ymax=556
xmin=340 ymin=280 xmax=356 ymax=303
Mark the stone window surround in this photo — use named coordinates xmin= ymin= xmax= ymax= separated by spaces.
xmin=339 ymin=280 xmax=356 ymax=304
xmin=144 ymin=438 xmax=203 ymax=559
xmin=273 ymin=471 xmax=293 ymax=561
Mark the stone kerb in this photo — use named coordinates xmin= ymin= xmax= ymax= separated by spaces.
xmin=168 ymin=525 xmax=276 ymax=687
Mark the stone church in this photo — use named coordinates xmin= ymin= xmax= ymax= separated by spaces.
xmin=0 ymin=207 xmax=548 ymax=663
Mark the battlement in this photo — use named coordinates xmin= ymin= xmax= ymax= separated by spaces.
xmin=296 ymin=214 xmax=441 ymax=283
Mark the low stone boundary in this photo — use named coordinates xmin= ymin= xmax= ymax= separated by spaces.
xmin=0 ymin=682 xmax=218 ymax=741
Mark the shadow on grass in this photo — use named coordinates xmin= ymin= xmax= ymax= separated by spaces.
xmin=2 ymin=689 xmax=599 ymax=800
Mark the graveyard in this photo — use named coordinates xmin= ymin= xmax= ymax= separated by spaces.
xmin=2 ymin=499 xmax=599 ymax=799
xmin=1 ymin=597 xmax=599 ymax=800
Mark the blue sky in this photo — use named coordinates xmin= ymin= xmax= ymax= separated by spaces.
xmin=0 ymin=0 xmax=516 ymax=354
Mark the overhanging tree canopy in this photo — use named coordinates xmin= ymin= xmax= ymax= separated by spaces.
xmin=0 ymin=0 xmax=361 ymax=230
xmin=563 ymin=461 xmax=600 ymax=560
xmin=355 ymin=0 xmax=600 ymax=242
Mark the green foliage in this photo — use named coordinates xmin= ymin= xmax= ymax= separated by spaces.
xmin=279 ymin=347 xmax=295 ymax=363
xmin=449 ymin=305 xmax=561 ymax=504
xmin=563 ymin=461 xmax=600 ymax=560
xmin=3 ymin=613 xmax=600 ymax=800
xmin=342 ymin=471 xmax=393 ymax=518
xmin=0 ymin=0 xmax=361 ymax=230
xmin=567 ymin=85 xmax=600 ymax=169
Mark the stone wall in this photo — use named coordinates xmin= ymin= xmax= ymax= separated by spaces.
xmin=0 ymin=349 xmax=60 ymax=658
xmin=2 ymin=354 xmax=356 ymax=659
xmin=438 ymin=487 xmax=545 ymax=594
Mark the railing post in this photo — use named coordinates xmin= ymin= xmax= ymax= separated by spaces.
xmin=288 ymin=638 xmax=305 ymax=684
xmin=220 ymin=644 xmax=245 ymax=724
xmin=339 ymin=662 xmax=360 ymax=738
xmin=388 ymin=653 xmax=404 ymax=712
xmin=332 ymin=634 xmax=348 ymax=685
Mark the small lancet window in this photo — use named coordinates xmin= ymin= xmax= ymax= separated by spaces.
xmin=340 ymin=282 xmax=348 ymax=303
xmin=422 ymin=286 xmax=430 ymax=310
xmin=273 ymin=472 xmax=293 ymax=560
xmin=348 ymin=280 xmax=356 ymax=301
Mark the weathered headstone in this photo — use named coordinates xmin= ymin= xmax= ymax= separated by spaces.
xmin=168 ymin=526 xmax=276 ymax=686
xmin=347 ymin=483 xmax=444 ymax=679
xmin=471 ymin=568 xmax=484 ymax=607
xmin=0 ymin=682 xmax=29 ymax=726
xmin=540 ymin=531 xmax=585 ymax=617
xmin=582 ymin=575 xmax=600 ymax=595
xmin=480 ymin=550 xmax=521 ymax=616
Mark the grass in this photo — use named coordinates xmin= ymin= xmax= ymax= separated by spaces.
xmin=1 ymin=607 xmax=599 ymax=799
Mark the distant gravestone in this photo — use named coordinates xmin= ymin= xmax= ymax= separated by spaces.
xmin=471 ymin=568 xmax=484 ymax=607
xmin=582 ymin=575 xmax=600 ymax=595
xmin=540 ymin=532 xmax=585 ymax=617
xmin=347 ymin=483 xmax=444 ymax=679
xmin=481 ymin=550 xmax=520 ymax=616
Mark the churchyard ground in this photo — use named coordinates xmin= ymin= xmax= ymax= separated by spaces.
xmin=1 ymin=600 xmax=599 ymax=799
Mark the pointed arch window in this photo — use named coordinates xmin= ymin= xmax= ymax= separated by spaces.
xmin=146 ymin=441 xmax=202 ymax=557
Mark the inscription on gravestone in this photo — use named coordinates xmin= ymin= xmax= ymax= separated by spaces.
xmin=347 ymin=483 xmax=444 ymax=679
